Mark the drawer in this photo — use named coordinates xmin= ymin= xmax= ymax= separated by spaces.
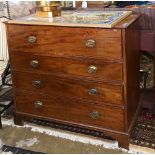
xmin=7 ymin=25 xmax=122 ymax=60
xmin=11 ymin=54 xmax=123 ymax=82
xmin=13 ymin=71 xmax=123 ymax=105
xmin=11 ymin=53 xmax=61 ymax=74
xmin=15 ymin=91 xmax=125 ymax=131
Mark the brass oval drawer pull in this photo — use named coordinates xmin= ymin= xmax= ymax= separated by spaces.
xmin=88 ymin=88 xmax=97 ymax=95
xmin=27 ymin=36 xmax=37 ymax=43
xmin=86 ymin=39 xmax=96 ymax=48
xmin=88 ymin=65 xmax=97 ymax=74
xmin=30 ymin=60 xmax=39 ymax=68
xmin=32 ymin=80 xmax=42 ymax=88
xmin=34 ymin=101 xmax=43 ymax=108
xmin=89 ymin=111 xmax=100 ymax=119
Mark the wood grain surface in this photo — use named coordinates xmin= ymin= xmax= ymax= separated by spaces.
xmin=15 ymin=91 xmax=125 ymax=132
xmin=11 ymin=53 xmax=123 ymax=82
xmin=13 ymin=71 xmax=123 ymax=105
xmin=7 ymin=25 xmax=122 ymax=60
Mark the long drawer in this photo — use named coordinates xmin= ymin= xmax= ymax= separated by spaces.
xmin=11 ymin=53 xmax=123 ymax=82
xmin=15 ymin=91 xmax=125 ymax=132
xmin=7 ymin=25 xmax=122 ymax=60
xmin=13 ymin=71 xmax=123 ymax=105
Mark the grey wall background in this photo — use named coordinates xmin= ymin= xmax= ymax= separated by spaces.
xmin=8 ymin=1 xmax=36 ymax=18
xmin=0 ymin=1 xmax=36 ymax=18
xmin=0 ymin=1 xmax=7 ymax=17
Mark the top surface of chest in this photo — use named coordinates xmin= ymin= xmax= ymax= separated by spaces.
xmin=6 ymin=10 xmax=138 ymax=29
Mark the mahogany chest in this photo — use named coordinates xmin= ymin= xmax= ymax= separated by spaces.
xmin=5 ymin=13 xmax=140 ymax=149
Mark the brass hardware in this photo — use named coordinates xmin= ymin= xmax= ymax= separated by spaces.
xmin=88 ymin=88 xmax=97 ymax=95
xmin=89 ymin=111 xmax=100 ymax=119
xmin=86 ymin=39 xmax=96 ymax=48
xmin=34 ymin=101 xmax=43 ymax=108
xmin=88 ymin=65 xmax=97 ymax=74
xmin=27 ymin=36 xmax=37 ymax=43
xmin=36 ymin=6 xmax=61 ymax=17
xmin=36 ymin=1 xmax=61 ymax=17
xmin=32 ymin=80 xmax=42 ymax=88
xmin=30 ymin=60 xmax=39 ymax=68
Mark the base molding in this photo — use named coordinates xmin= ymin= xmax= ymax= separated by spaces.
xmin=14 ymin=112 xmax=130 ymax=149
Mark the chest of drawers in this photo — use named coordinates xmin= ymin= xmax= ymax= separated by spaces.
xmin=5 ymin=13 xmax=140 ymax=149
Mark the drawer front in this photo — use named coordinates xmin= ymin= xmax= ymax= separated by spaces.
xmin=15 ymin=91 xmax=125 ymax=131
xmin=11 ymin=54 xmax=123 ymax=82
xmin=7 ymin=25 xmax=122 ymax=60
xmin=13 ymin=72 xmax=123 ymax=105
